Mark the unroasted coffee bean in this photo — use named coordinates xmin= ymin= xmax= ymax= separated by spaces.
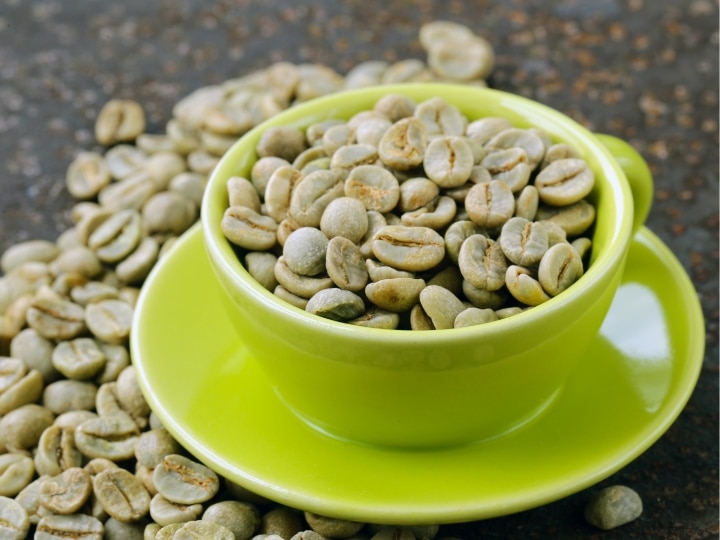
xmin=134 ymin=429 xmax=181 ymax=469
xmin=305 ymin=288 xmax=365 ymax=321
xmin=85 ymin=299 xmax=133 ymax=344
xmin=535 ymin=199 xmax=596 ymax=236
xmin=373 ymin=93 xmax=417 ymax=121
xmin=414 ymin=97 xmax=467 ymax=137
xmin=304 ymin=511 xmax=364 ymax=538
xmin=39 ymin=467 xmax=92 ymax=514
xmin=35 ymin=513 xmax=103 ymax=540
xmin=95 ymin=99 xmax=145 ymax=145
xmin=481 ymin=147 xmax=532 ymax=193
xmin=116 ymin=366 xmax=151 ymax=425
xmin=87 ymin=209 xmax=143 ymax=264
xmin=169 ymin=172 xmax=207 ymax=207
xmin=75 ymin=415 xmax=139 ymax=461
xmin=290 ymin=170 xmax=344 ymax=227
xmin=1 ymin=404 xmax=54 ymax=453
xmin=465 ymin=180 xmax=515 ymax=229
xmin=69 ymin=281 xmax=119 ymax=306
xmin=26 ymin=298 xmax=86 ymax=341
xmin=485 ymin=127 xmax=546 ymax=170
xmin=365 ymin=278 xmax=426 ymax=313
xmin=0 ymin=357 xmax=26 ymax=394
xmin=419 ymin=285 xmax=465 ymax=330
xmin=542 ymin=142 xmax=579 ymax=168
xmin=222 ymin=206 xmax=279 ymax=250
xmin=227 ymin=176 xmax=262 ymax=213
xmin=454 ymin=307 xmax=499 ymax=327
xmin=371 ymin=225 xmax=445 ymax=272
xmin=54 ymin=410 xmax=98 ymax=432
xmin=93 ymin=467 xmax=150 ymax=522
xmin=273 ymin=286 xmax=309 ymax=309
xmin=325 ymin=237 xmax=368 ymax=292
xmin=51 ymin=338 xmax=106 ymax=380
xmin=283 ymin=227 xmax=329 ymax=277
xmin=365 ymin=259 xmax=414 ymax=281
xmin=505 ymin=265 xmax=551 ymax=306
xmin=320 ymin=197 xmax=369 ymax=243
xmin=330 ymin=144 xmax=378 ymax=179
xmin=458 ymin=234 xmax=507 ymax=291
xmin=378 ymin=117 xmax=427 ymax=170
xmin=153 ymin=454 xmax=219 ymax=505
xmin=344 ymin=165 xmax=400 ymax=213
xmin=537 ymin=242 xmax=584 ymax=296
xmin=142 ymin=192 xmax=197 ymax=236
xmin=43 ymin=380 xmax=98 ymax=414
xmin=0 ymin=495 xmax=30 ymax=540
xmin=149 ymin=493 xmax=203 ymax=526
xmin=264 ymin=166 xmax=303 ymax=222
xmin=34 ymin=425 xmax=82 ymax=477
xmin=245 ymin=252 xmax=279 ymax=291
xmin=261 ymin=506 xmax=304 ymax=538
xmin=499 ymin=217 xmax=549 ymax=266
xmin=256 ymin=126 xmax=308 ymax=162
xmin=0 ymin=370 xmax=44 ymax=416
xmin=116 ymin=237 xmax=159 ymax=284
xmin=1 ymin=240 xmax=60 ymax=274
xmin=423 ymin=136 xmax=474 ymax=187
xmin=535 ymin=158 xmax=595 ymax=206
xmin=398 ymin=177 xmax=440 ymax=213
xmin=174 ymin=520 xmax=235 ymax=540
xmin=104 ymin=144 xmax=147 ymax=181
xmin=104 ymin=517 xmax=145 ymax=540
xmin=274 ymin=257 xmax=333 ymax=299
xmin=0 ymin=453 xmax=35 ymax=497
xmin=584 ymin=485 xmax=643 ymax=530
xmin=515 ymin=185 xmax=539 ymax=221
xmin=203 ymin=500 xmax=261 ymax=540
xmin=401 ymin=195 xmax=457 ymax=229
xmin=322 ymin=124 xmax=355 ymax=156
xmin=427 ymin=33 xmax=494 ymax=81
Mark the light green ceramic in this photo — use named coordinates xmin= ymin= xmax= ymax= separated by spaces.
xmin=201 ymin=83 xmax=655 ymax=447
xmin=130 ymin=224 xmax=703 ymax=524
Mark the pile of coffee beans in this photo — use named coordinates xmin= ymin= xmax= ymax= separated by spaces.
xmin=221 ymin=95 xmax=596 ymax=329
xmin=0 ymin=20 xmax=639 ymax=539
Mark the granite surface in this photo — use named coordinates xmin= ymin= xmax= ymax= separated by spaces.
xmin=0 ymin=0 xmax=717 ymax=538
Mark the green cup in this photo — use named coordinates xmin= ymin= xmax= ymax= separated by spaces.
xmin=201 ymin=83 xmax=653 ymax=448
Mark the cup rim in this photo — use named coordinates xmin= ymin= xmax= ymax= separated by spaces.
xmin=201 ymin=82 xmax=633 ymax=344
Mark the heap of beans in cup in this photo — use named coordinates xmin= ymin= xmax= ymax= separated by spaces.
xmin=0 ymin=19 xmax=635 ymax=540
xmin=221 ymin=97 xmax=595 ymax=330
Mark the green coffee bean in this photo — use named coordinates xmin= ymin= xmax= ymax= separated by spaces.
xmin=365 ymin=278 xmax=426 ymax=313
xmin=251 ymin=156 xmax=291 ymax=198
xmin=0 ymin=357 xmax=26 ymax=394
xmin=1 ymin=240 xmax=60 ymax=274
xmin=289 ymin=170 xmax=344 ymax=227
xmin=116 ymin=366 xmax=151 ymax=425
xmin=535 ymin=200 xmax=596 ymax=236
xmin=85 ymin=299 xmax=133 ymax=344
xmin=499 ymin=217 xmax=549 ymax=266
xmin=35 ymin=513 xmax=103 ymax=540
xmin=0 ymin=454 xmax=35 ymax=497
xmin=515 ymin=185 xmax=539 ymax=220
xmin=466 ymin=117 xmax=513 ymax=146
xmin=0 ymin=370 xmax=44 ymax=416
xmin=169 ymin=172 xmax=207 ymax=207
xmin=465 ymin=180 xmax=515 ymax=229
xmin=427 ymin=35 xmax=495 ymax=81
xmin=222 ymin=206 xmax=279 ymax=251
xmin=149 ymin=493 xmax=203 ymax=526
xmin=371 ymin=225 xmax=445 ymax=272
xmin=105 ymin=144 xmax=147 ymax=181
xmin=485 ymin=128 xmax=546 ymax=170
xmin=419 ymin=285 xmax=465 ymax=330
xmin=305 ymin=288 xmax=365 ymax=321
xmin=142 ymin=191 xmax=197 ymax=236
xmin=95 ymin=343 xmax=130 ymax=385
xmin=423 ymin=136 xmax=474 ymax=187
xmin=378 ymin=117 xmax=427 ymax=170
xmin=43 ymin=380 xmax=98 ymax=414
xmin=414 ymin=96 xmax=467 ymax=136
xmin=320 ymin=197 xmax=369 ymax=243
xmin=174 ymin=520 xmax=235 ymax=540
xmin=39 ymin=467 xmax=92 ymax=514
xmin=257 ymin=126 xmax=308 ymax=162
xmin=0 ymin=495 xmax=30 ymax=540
xmin=538 ymin=242 xmax=584 ymax=296
xmin=153 ymin=454 xmax=220 ymax=505
xmin=400 ymin=195 xmax=456 ymax=229
xmin=283 ymin=227 xmax=329 ymax=277
xmin=274 ymin=257 xmax=333 ymax=299
xmin=227 ymin=176 xmax=262 ymax=213
xmin=325 ymin=237 xmax=368 ymax=292
xmin=481 ymin=147 xmax=532 ymax=193
xmin=505 ymin=265 xmax=551 ymax=306
xmin=95 ymin=99 xmax=145 ymax=146
xmin=75 ymin=415 xmax=139 ymax=461
xmin=115 ymin=237 xmax=159 ymax=284
xmin=458 ymin=234 xmax=507 ymax=291
xmin=93 ymin=467 xmax=150 ymax=522
xmin=52 ymin=338 xmax=106 ymax=380
xmin=245 ymin=252 xmax=278 ymax=292
xmin=98 ymin=171 xmax=156 ymax=212
xmin=454 ymin=307 xmax=499 ymax=328
xmin=88 ymin=209 xmax=143 ymax=264
xmin=398 ymin=177 xmax=439 ymax=213
xmin=304 ymin=511 xmax=364 ymax=538
xmin=373 ymin=93 xmax=417 ymax=122
xmin=34 ymin=426 xmax=82 ymax=477
xmin=350 ymin=307 xmax=400 ymax=329
xmin=535 ymin=158 xmax=595 ymax=206
xmin=273 ymin=286 xmax=309 ymax=310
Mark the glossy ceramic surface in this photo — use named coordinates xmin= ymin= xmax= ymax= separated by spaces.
xmin=131 ymin=224 xmax=704 ymax=525
xmin=200 ymin=83 xmax=655 ymax=447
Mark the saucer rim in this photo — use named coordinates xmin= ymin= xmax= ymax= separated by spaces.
xmin=131 ymin=224 xmax=704 ymax=524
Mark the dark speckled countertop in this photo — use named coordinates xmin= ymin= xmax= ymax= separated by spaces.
xmin=0 ymin=1 xmax=717 ymax=538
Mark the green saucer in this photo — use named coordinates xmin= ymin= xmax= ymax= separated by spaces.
xmin=131 ymin=224 xmax=704 ymax=525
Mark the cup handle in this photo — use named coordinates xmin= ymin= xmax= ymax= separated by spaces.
xmin=595 ymin=133 xmax=654 ymax=234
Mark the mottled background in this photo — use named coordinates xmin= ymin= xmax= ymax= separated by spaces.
xmin=0 ymin=1 xmax=717 ymax=538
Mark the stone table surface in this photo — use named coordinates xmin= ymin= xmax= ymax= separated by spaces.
xmin=0 ymin=0 xmax=717 ymax=538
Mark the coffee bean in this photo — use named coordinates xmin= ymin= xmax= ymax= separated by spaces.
xmin=149 ymin=493 xmax=203 ymax=526
xmin=0 ymin=370 xmax=45 ymax=416
xmin=43 ymin=380 xmax=97 ymax=415
xmin=305 ymin=288 xmax=365 ymax=321
xmin=465 ymin=180 xmax=515 ymax=229
xmin=35 ymin=513 xmax=103 ymax=540
xmin=0 ymin=495 xmax=30 ymax=540
xmin=325 ymin=237 xmax=368 ymax=292
xmin=538 ymin=242 xmax=584 ymax=296
xmin=26 ymin=298 xmax=86 ymax=341
xmin=535 ymin=158 xmax=595 ymax=206
xmin=499 ymin=217 xmax=549 ymax=266
xmin=365 ymin=278 xmax=426 ymax=313
xmin=153 ymin=454 xmax=220 ymax=505
xmin=34 ymin=426 xmax=82 ymax=477
xmin=1 ymin=240 xmax=60 ymax=274
xmin=419 ymin=285 xmax=465 ymax=330
xmin=0 ymin=454 xmax=35 ymax=497
xmin=51 ymin=338 xmax=106 ymax=381
xmin=454 ymin=307 xmax=499 ymax=328
xmin=283 ymin=227 xmax=329 ymax=277
xmin=274 ymin=257 xmax=333 ymax=299
xmin=39 ymin=467 xmax=92 ymax=514
xmin=95 ymin=99 xmax=145 ymax=146
xmin=75 ymin=415 xmax=139 ymax=461
xmin=371 ymin=225 xmax=445 ymax=272
xmin=505 ymin=265 xmax=551 ymax=306
xmin=222 ymin=206 xmax=279 ymax=251
xmin=378 ymin=117 xmax=427 ymax=170
xmin=93 ymin=467 xmax=150 ymax=522
xmin=458 ymin=234 xmax=508 ymax=292
xmin=414 ymin=96 xmax=467 ymax=136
